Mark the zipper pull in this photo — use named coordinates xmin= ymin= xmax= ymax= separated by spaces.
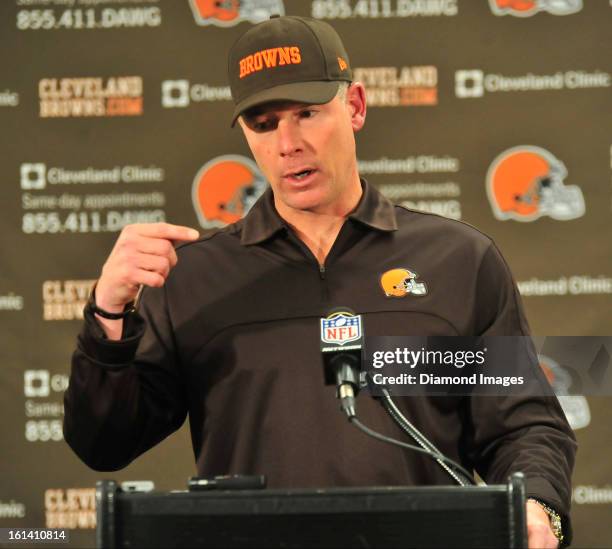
xmin=319 ymin=264 xmax=326 ymax=280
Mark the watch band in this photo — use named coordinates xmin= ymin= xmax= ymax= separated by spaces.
xmin=88 ymin=283 xmax=136 ymax=320
xmin=527 ymin=497 xmax=564 ymax=544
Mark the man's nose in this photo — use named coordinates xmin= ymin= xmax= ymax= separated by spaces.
xmin=277 ymin=119 xmax=303 ymax=157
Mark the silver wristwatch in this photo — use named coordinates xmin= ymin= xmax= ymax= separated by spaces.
xmin=527 ymin=497 xmax=564 ymax=545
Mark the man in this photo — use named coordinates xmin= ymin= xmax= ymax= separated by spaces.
xmin=64 ymin=15 xmax=575 ymax=548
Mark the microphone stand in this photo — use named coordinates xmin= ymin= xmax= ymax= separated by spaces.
xmin=334 ymin=366 xmax=476 ymax=486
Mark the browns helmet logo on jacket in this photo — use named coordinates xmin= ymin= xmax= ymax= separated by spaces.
xmin=192 ymin=155 xmax=266 ymax=229
xmin=380 ymin=268 xmax=428 ymax=298
xmin=486 ymin=146 xmax=585 ymax=222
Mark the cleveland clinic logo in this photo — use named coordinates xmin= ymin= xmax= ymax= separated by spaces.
xmin=24 ymin=370 xmax=69 ymax=397
xmin=162 ymin=80 xmax=189 ymax=108
xmin=455 ymin=70 xmax=484 ymax=98
xmin=192 ymin=155 xmax=266 ymax=229
xmin=455 ymin=68 xmax=610 ymax=98
xmin=21 ymin=163 xmax=47 ymax=189
xmin=161 ymin=80 xmax=231 ymax=108
xmin=189 ymin=0 xmax=284 ymax=27
xmin=24 ymin=370 xmax=50 ymax=398
xmin=488 ymin=0 xmax=582 ymax=16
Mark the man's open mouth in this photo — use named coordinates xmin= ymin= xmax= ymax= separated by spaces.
xmin=286 ymin=169 xmax=316 ymax=181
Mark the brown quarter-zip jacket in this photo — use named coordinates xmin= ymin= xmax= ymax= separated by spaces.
xmin=64 ymin=179 xmax=577 ymax=542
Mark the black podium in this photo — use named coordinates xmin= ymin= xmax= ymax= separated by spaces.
xmin=96 ymin=474 xmax=527 ymax=548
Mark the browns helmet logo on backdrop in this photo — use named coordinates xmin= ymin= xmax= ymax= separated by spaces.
xmin=539 ymin=354 xmax=591 ymax=430
xmin=486 ymin=146 xmax=585 ymax=222
xmin=488 ymin=0 xmax=582 ymax=17
xmin=192 ymin=155 xmax=266 ymax=229
xmin=189 ymin=0 xmax=285 ymax=27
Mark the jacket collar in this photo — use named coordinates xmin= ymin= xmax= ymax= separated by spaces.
xmin=240 ymin=177 xmax=398 ymax=246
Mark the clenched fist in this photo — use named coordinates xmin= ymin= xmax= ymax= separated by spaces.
xmin=93 ymin=223 xmax=199 ymax=339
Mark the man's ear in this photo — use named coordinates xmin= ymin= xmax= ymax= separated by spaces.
xmin=347 ymin=82 xmax=367 ymax=132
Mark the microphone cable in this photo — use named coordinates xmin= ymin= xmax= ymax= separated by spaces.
xmin=379 ymin=387 xmax=476 ymax=486
xmin=337 ymin=382 xmax=476 ymax=486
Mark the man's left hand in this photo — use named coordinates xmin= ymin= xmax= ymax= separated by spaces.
xmin=526 ymin=500 xmax=559 ymax=548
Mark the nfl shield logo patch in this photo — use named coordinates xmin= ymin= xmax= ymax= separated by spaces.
xmin=321 ymin=312 xmax=362 ymax=346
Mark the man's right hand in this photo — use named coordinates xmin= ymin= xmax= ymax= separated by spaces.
xmin=93 ymin=223 xmax=199 ymax=339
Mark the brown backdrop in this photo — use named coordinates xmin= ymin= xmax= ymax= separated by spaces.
xmin=1 ymin=1 xmax=611 ymax=547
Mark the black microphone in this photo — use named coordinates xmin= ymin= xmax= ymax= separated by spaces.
xmin=320 ymin=307 xmax=364 ymax=418
xmin=319 ymin=309 xmax=476 ymax=485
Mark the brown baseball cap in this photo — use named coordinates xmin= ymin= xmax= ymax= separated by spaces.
xmin=228 ymin=15 xmax=353 ymax=126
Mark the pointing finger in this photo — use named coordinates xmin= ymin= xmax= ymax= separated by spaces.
xmin=136 ymin=222 xmax=199 ymax=242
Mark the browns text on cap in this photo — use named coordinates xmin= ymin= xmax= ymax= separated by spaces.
xmin=228 ymin=16 xmax=352 ymax=125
